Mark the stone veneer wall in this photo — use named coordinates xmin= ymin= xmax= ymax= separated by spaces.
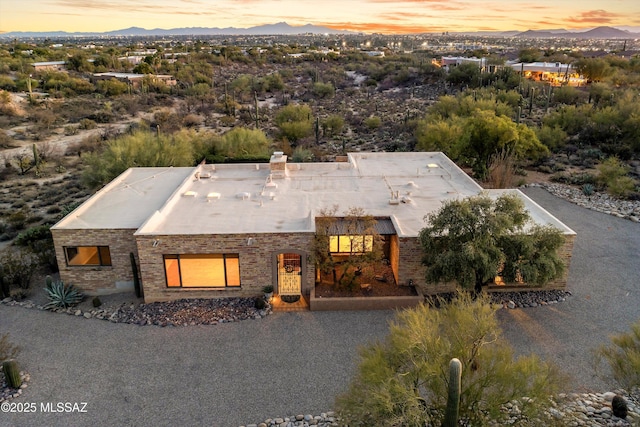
xmin=51 ymin=228 xmax=139 ymax=294
xmin=136 ymin=232 xmax=315 ymax=303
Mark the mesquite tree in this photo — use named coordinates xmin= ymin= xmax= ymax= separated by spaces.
xmin=419 ymin=193 xmax=565 ymax=293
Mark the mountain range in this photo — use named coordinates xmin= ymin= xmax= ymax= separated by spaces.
xmin=1 ymin=22 xmax=638 ymax=39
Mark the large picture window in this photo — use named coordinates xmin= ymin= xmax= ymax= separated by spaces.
xmin=163 ymin=254 xmax=241 ymax=288
xmin=329 ymin=235 xmax=373 ymax=254
xmin=64 ymin=246 xmax=112 ymax=266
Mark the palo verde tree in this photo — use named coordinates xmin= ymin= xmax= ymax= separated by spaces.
xmin=313 ymin=206 xmax=383 ymax=289
xmin=275 ymin=103 xmax=313 ymax=143
xmin=418 ymin=193 xmax=565 ymax=293
xmin=336 ymin=292 xmax=565 ymax=426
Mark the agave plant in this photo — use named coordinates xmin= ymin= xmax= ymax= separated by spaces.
xmin=582 ymin=183 xmax=595 ymax=197
xmin=44 ymin=280 xmax=83 ymax=309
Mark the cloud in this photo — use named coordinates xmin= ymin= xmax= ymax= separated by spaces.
xmin=566 ymin=9 xmax=623 ymax=25
xmin=323 ymin=21 xmax=440 ymax=34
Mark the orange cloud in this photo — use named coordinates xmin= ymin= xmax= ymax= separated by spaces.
xmin=566 ymin=9 xmax=622 ymax=25
xmin=323 ymin=21 xmax=441 ymax=34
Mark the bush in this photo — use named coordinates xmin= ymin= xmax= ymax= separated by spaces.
xmin=0 ymin=249 xmax=39 ymax=290
xmin=254 ymin=298 xmax=266 ymax=310
xmin=364 ymin=116 xmax=381 ymax=130
xmin=596 ymin=320 xmax=640 ymax=390
xmin=336 ymin=292 xmax=564 ymax=426
xmin=597 ymin=157 xmax=637 ymax=198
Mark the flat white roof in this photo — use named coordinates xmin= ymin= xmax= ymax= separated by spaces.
xmin=52 ymin=167 xmax=195 ymax=230
xmin=54 ymin=153 xmax=575 ymax=238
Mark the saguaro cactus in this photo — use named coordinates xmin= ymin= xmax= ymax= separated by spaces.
xmin=3 ymin=359 xmax=22 ymax=388
xmin=443 ymin=358 xmax=462 ymax=427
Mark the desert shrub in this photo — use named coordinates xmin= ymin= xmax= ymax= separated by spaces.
xmin=364 ymin=116 xmax=381 ymax=130
xmin=486 ymin=149 xmax=517 ymax=189
xmin=596 ymin=320 xmax=640 ymax=390
xmin=254 ymin=298 xmax=266 ymax=310
xmin=312 ymin=82 xmax=335 ymax=98
xmin=14 ymin=224 xmax=57 ymax=272
xmin=336 ymin=292 xmax=564 ymax=426
xmin=597 ymin=157 xmax=637 ymax=198
xmin=81 ymin=129 xmax=201 ymax=188
xmin=78 ymin=118 xmax=97 ymax=130
xmin=0 ymin=333 xmax=21 ymax=363
xmin=0 ymin=249 xmax=39 ymax=290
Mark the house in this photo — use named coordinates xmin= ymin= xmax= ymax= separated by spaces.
xmin=91 ymin=72 xmax=177 ymax=89
xmin=51 ymin=152 xmax=575 ymax=306
xmin=31 ymin=61 xmax=67 ymax=72
xmin=507 ymin=61 xmax=586 ymax=87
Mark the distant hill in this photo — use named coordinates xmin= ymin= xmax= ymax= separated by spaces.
xmin=0 ymin=22 xmax=355 ymax=38
xmin=515 ymin=26 xmax=635 ymax=38
xmin=1 ymin=23 xmax=638 ymax=39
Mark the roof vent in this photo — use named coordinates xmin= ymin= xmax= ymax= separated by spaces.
xmin=207 ymin=192 xmax=221 ymax=200
xmin=236 ymin=192 xmax=251 ymax=200
xmin=183 ymin=191 xmax=197 ymax=197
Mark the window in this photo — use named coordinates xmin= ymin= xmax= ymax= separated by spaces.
xmin=65 ymin=246 xmax=112 ymax=266
xmin=163 ymin=254 xmax=240 ymax=288
xmin=329 ymin=235 xmax=373 ymax=254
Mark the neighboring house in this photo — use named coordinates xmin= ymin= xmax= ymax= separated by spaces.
xmin=31 ymin=61 xmax=67 ymax=72
xmin=507 ymin=61 xmax=586 ymax=86
xmin=51 ymin=152 xmax=576 ymax=305
xmin=91 ymin=72 xmax=177 ymax=89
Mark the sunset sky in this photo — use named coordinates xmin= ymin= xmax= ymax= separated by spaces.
xmin=1 ymin=0 xmax=639 ymax=34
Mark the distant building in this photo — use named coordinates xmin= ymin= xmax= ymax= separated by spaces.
xmin=507 ymin=61 xmax=586 ymax=87
xmin=362 ymin=51 xmax=385 ymax=57
xmin=440 ymin=56 xmax=491 ymax=72
xmin=31 ymin=61 xmax=66 ymax=72
xmin=91 ymin=72 xmax=177 ymax=89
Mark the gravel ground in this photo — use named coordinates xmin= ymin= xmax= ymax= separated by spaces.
xmin=1 ymin=187 xmax=639 ymax=426
xmin=500 ymin=187 xmax=640 ymax=392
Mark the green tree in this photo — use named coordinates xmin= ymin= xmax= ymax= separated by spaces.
xmin=133 ymin=62 xmax=153 ymax=74
xmin=418 ymin=193 xmax=565 ymax=293
xmin=81 ymin=129 xmax=201 ymax=188
xmin=96 ymin=78 xmax=129 ymax=97
xmin=214 ymin=127 xmax=270 ymax=160
xmin=462 ymin=110 xmax=548 ymax=179
xmin=518 ymin=48 xmax=542 ymax=63
xmin=312 ymin=207 xmax=384 ymax=289
xmin=336 ymin=292 xmax=564 ymax=426
xmin=321 ymin=114 xmax=345 ymax=137
xmin=275 ymin=104 xmax=313 ymax=143
xmin=446 ymin=62 xmax=481 ymax=87
xmin=575 ymin=58 xmax=613 ymax=83
xmin=415 ymin=117 xmax=464 ymax=153
xmin=312 ymin=81 xmax=335 ymax=98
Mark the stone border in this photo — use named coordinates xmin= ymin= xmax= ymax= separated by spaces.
xmin=0 ymin=371 xmax=30 ymax=403
xmin=527 ymin=182 xmax=640 ymax=223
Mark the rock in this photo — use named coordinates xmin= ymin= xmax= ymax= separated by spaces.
xmin=507 ymin=301 xmax=516 ymax=309
xmin=83 ymin=312 xmax=92 ymax=319
xmin=75 ymin=310 xmax=82 ymax=316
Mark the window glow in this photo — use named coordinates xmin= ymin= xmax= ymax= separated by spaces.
xmin=163 ymin=254 xmax=240 ymax=288
xmin=329 ymin=235 xmax=374 ymax=253
xmin=65 ymin=246 xmax=112 ymax=266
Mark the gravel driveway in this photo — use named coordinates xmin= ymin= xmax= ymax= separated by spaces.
xmin=499 ymin=186 xmax=640 ymax=392
xmin=1 ymin=187 xmax=639 ymax=426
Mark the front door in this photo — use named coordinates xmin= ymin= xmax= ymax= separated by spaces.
xmin=277 ymin=253 xmax=301 ymax=295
